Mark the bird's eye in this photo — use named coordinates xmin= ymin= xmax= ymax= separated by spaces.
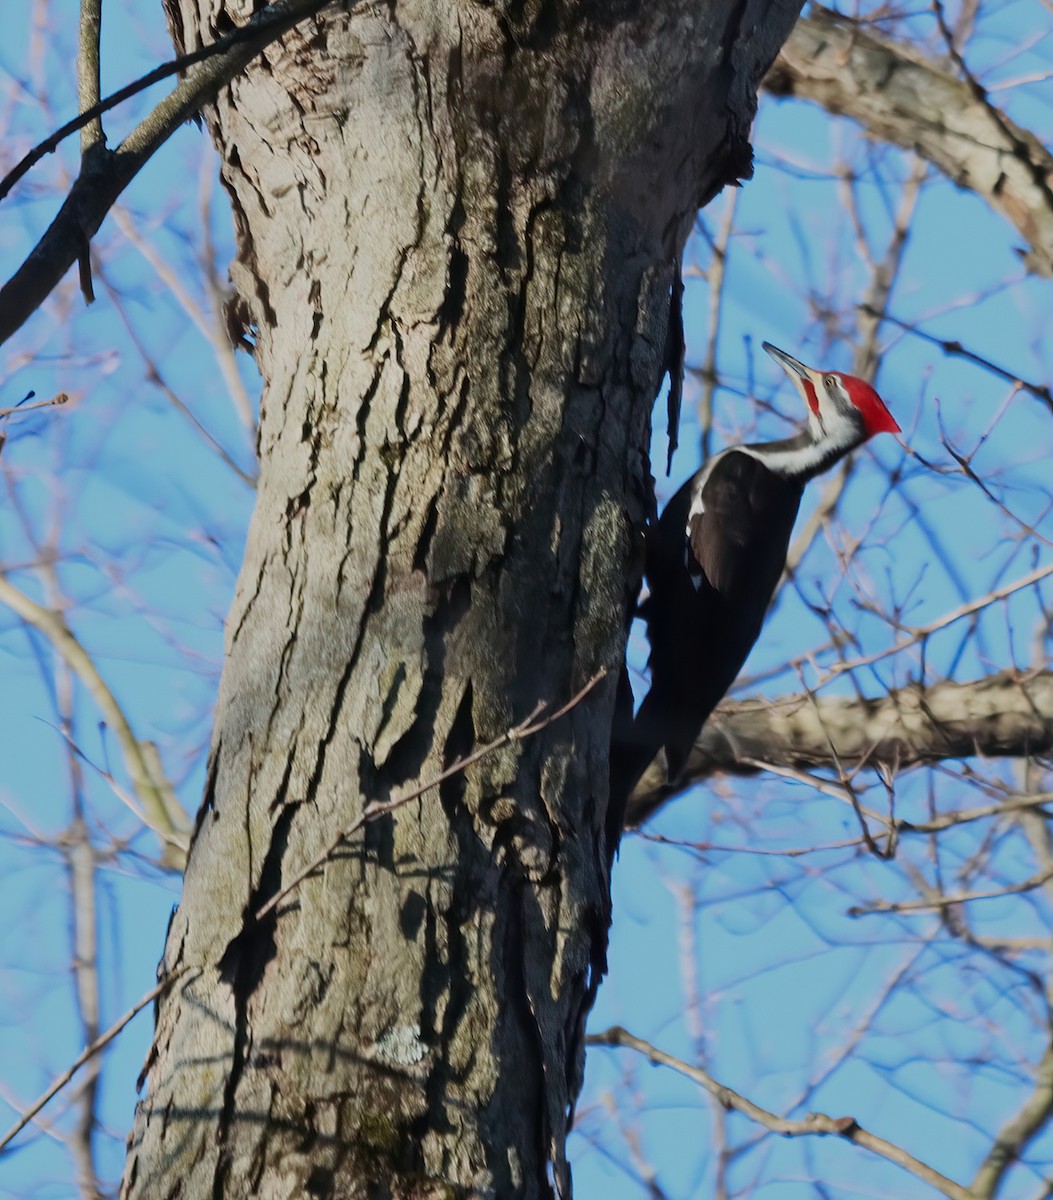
xmin=824 ymin=375 xmax=837 ymax=390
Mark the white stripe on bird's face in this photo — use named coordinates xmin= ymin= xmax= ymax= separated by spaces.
xmin=762 ymin=344 xmax=868 ymax=474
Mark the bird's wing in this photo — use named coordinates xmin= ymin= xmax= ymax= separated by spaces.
xmin=688 ymin=450 xmax=802 ymax=604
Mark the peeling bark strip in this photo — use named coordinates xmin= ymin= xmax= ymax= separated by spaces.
xmin=628 ymin=670 xmax=1053 ymax=823
xmin=122 ymin=3 xmax=802 ymax=1197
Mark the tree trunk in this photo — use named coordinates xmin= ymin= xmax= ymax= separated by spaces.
xmin=122 ymin=3 xmax=801 ymax=1196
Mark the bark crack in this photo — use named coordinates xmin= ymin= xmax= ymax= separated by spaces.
xmin=213 ymin=798 xmax=301 ymax=1197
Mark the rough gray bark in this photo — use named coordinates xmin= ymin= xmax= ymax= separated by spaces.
xmin=627 ymin=670 xmax=1053 ymax=824
xmin=121 ymin=2 xmax=802 ymax=1197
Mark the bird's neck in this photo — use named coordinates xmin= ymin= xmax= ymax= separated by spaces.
xmin=737 ymin=424 xmax=863 ymax=483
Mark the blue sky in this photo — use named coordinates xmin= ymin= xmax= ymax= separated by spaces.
xmin=2 ymin=2 xmax=1052 ymax=1197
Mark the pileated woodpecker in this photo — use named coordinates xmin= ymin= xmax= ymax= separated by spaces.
xmin=611 ymin=342 xmax=900 ymax=811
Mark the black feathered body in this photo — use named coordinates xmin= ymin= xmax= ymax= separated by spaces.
xmin=615 ymin=448 xmax=804 ymax=801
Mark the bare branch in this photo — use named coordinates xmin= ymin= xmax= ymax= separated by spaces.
xmin=77 ymin=0 xmax=104 ymax=157
xmin=111 ymin=201 xmax=257 ymax=444
xmin=784 ymin=155 xmax=925 ymax=575
xmin=0 ymin=571 xmax=190 ymax=864
xmin=848 ymin=866 xmax=1053 ymax=916
xmin=0 ymin=392 xmax=68 ymax=418
xmin=628 ymin=670 xmax=1053 ymax=823
xmin=587 ymin=1026 xmax=976 ymax=1200
xmin=766 ymin=6 xmax=1053 ymax=277
xmin=693 ymin=191 xmax=738 ymax=464
xmin=863 ymin=307 xmax=1053 ymax=414
xmin=969 ymin=1012 xmax=1053 ymax=1194
xmin=67 ymin=816 xmax=102 ymax=1200
xmin=0 ymin=0 xmax=334 ymax=347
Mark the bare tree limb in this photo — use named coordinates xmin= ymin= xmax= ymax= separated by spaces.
xmin=971 ymin=1039 xmax=1053 ymax=1198
xmin=848 ymin=866 xmax=1053 ymax=916
xmin=628 ymin=670 xmax=1053 ymax=823
xmin=50 ymin=581 xmax=104 ymax=1199
xmin=66 ymin=814 xmax=102 ymax=1200
xmin=766 ymin=6 xmax=1053 ymax=277
xmin=588 ymin=1026 xmax=976 ymax=1200
xmin=784 ymin=156 xmax=926 ymax=577
xmin=77 ymin=0 xmax=104 ymax=157
xmin=863 ymin=307 xmax=1053 ymax=414
xmin=0 ymin=0 xmax=334 ymax=346
xmin=110 ymin=201 xmax=258 ymax=445
xmin=693 ymin=191 xmax=738 ymax=464
xmin=0 ymin=571 xmax=190 ymax=864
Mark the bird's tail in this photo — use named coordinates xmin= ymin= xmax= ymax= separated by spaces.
xmin=608 ymin=676 xmax=685 ymax=847
xmin=609 ymin=672 xmax=722 ymax=844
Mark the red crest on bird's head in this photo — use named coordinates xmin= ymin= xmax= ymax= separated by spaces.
xmin=839 ymin=373 xmax=901 ymax=436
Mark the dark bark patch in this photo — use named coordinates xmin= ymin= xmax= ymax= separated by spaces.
xmin=487 ymin=883 xmax=547 ymax=1198
xmin=416 ymin=682 xmax=478 ymax=1058
xmin=399 ymin=890 xmax=427 ymax=940
xmin=437 ymin=243 xmax=469 ymax=335
xmin=193 ymin=738 xmax=222 ymax=835
xmin=663 ymin=257 xmax=685 ymax=474
xmin=223 ymin=291 xmax=256 ymax=353
xmin=412 ymin=496 xmax=439 ymax=573
xmin=494 ymin=152 xmax=520 ymax=272
xmin=437 ymin=197 xmax=468 ymax=333
xmin=286 ymin=487 xmax=311 ymax=521
xmin=305 ymin=1165 xmax=334 ymax=1198
xmin=213 ymin=803 xmax=301 ymax=1195
xmin=218 ymin=802 xmax=300 ymax=1001
xmin=440 ymin=680 xmax=475 ymax=817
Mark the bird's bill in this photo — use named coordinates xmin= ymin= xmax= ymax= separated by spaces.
xmin=762 ymin=341 xmax=812 ymax=382
xmin=762 ymin=342 xmax=821 ymax=415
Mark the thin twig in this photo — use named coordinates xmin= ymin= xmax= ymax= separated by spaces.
xmin=970 ymin=1038 xmax=1053 ymax=1199
xmin=696 ymin=191 xmax=737 ymax=464
xmin=848 ymin=866 xmax=1053 ymax=917
xmin=0 ymin=392 xmax=68 ymax=418
xmin=98 ymin=268 xmax=255 ymax=486
xmin=784 ymin=156 xmax=925 ymax=576
xmin=587 ymin=1026 xmax=976 ymax=1200
xmin=255 ymin=668 xmax=608 ymax=922
xmin=863 ymin=306 xmax=1053 ymax=414
xmin=46 ymin=570 xmax=104 ymax=1199
xmin=634 ymin=792 xmax=1053 ymax=858
xmin=824 ymin=562 xmax=1053 ymax=681
xmin=111 ymin=203 xmax=257 ymax=442
xmin=0 ymin=969 xmax=193 ymax=1155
